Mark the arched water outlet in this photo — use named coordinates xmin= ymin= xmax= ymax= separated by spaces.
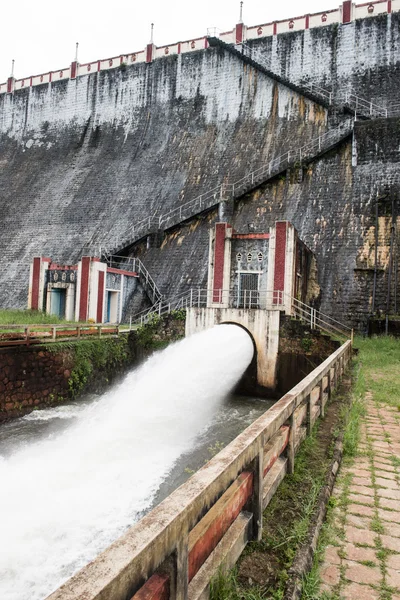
xmin=0 ymin=325 xmax=254 ymax=600
xmin=218 ymin=322 xmax=259 ymax=397
xmin=186 ymin=308 xmax=281 ymax=393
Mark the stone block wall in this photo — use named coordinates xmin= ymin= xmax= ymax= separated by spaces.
xmin=0 ymin=44 xmax=328 ymax=309
xmin=250 ymin=12 xmax=400 ymax=107
xmin=0 ymin=315 xmax=186 ymax=423
xmin=0 ymin=346 xmax=73 ymax=422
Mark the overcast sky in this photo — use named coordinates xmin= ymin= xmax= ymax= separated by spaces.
xmin=0 ymin=0 xmax=339 ymax=82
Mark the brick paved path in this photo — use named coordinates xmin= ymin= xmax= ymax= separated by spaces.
xmin=319 ymin=394 xmax=400 ymax=599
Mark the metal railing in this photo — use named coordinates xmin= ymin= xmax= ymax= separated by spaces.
xmin=291 ymin=296 xmax=353 ymax=340
xmin=386 ymin=103 xmax=400 ymax=117
xmin=211 ymin=32 xmax=391 ymax=120
xmin=340 ymin=92 xmax=388 ymax=119
xmin=0 ymin=323 xmax=121 ymax=347
xmin=98 ymin=119 xmax=352 ymax=257
xmin=129 ymin=288 xmax=351 ymax=341
xmin=129 ymin=288 xmax=352 ymax=342
xmin=130 ymin=288 xmax=286 ymax=326
xmin=85 ymin=33 xmax=394 ymax=259
xmin=104 ymin=255 xmax=163 ymax=305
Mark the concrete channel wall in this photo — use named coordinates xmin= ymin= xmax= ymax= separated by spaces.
xmin=47 ymin=340 xmax=352 ymax=600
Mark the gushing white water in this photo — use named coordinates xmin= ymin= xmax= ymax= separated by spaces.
xmin=0 ymin=324 xmax=253 ymax=600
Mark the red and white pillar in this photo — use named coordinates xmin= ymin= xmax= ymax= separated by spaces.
xmin=146 ymin=23 xmax=155 ymax=63
xmin=76 ymin=257 xmax=107 ymax=322
xmin=207 ymin=223 xmax=232 ymax=306
xmin=268 ymin=221 xmax=296 ymax=312
xmin=28 ymin=257 xmax=51 ymax=311
xmin=97 ymin=270 xmax=105 ymax=323
xmin=235 ymin=1 xmax=247 ymax=44
xmin=7 ymin=59 xmax=15 ymax=93
xmin=342 ymin=1 xmax=353 ymax=24
xmin=70 ymin=42 xmax=79 ymax=79
xmin=7 ymin=77 xmax=15 ymax=94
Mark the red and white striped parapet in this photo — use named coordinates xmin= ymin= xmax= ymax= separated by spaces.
xmin=0 ymin=1 xmax=398 ymax=95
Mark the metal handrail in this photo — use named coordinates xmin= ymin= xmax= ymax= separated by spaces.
xmin=102 ymin=254 xmax=163 ymax=305
xmin=100 ymin=120 xmax=352 ymax=256
xmin=130 ymin=288 xmax=286 ymax=326
xmin=291 ymin=296 xmax=352 ymax=331
xmin=290 ymin=296 xmax=351 ymax=340
xmin=130 ymin=288 xmax=351 ymax=341
xmin=219 ymin=35 xmax=389 ymax=119
xmin=87 ymin=34 xmax=393 ymax=258
xmin=340 ymin=92 xmax=388 ymax=118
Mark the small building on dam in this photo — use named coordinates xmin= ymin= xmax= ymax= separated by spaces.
xmin=186 ymin=220 xmax=319 ymax=392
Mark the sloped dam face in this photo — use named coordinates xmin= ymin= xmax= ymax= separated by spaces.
xmin=0 ymin=325 xmax=274 ymax=600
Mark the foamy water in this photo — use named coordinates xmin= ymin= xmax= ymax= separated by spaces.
xmin=0 ymin=325 xmax=253 ymax=600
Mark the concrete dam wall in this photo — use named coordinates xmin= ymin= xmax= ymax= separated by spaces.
xmin=0 ymin=10 xmax=400 ymax=326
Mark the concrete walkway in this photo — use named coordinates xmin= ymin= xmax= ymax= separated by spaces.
xmin=319 ymin=393 xmax=400 ymax=600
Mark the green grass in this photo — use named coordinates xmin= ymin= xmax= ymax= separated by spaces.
xmin=353 ymin=336 xmax=400 ymax=408
xmin=0 ymin=309 xmax=70 ymax=326
xmin=210 ymin=568 xmax=265 ymax=600
xmin=302 ymin=336 xmax=400 ymax=600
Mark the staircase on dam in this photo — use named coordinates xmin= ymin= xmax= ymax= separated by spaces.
xmin=86 ymin=34 xmax=391 ymax=260
xmin=105 ymin=255 xmax=163 ymax=306
xmin=94 ymin=119 xmax=354 ymax=259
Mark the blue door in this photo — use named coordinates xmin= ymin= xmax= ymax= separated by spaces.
xmin=51 ymin=289 xmax=66 ymax=318
xmin=106 ymin=291 xmax=112 ymax=323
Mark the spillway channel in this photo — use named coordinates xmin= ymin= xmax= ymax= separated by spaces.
xmin=0 ymin=324 xmax=273 ymax=600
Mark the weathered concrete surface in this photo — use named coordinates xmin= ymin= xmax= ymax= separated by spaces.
xmin=0 ymin=45 xmax=327 ymax=310
xmin=185 ymin=308 xmax=280 ymax=389
xmin=1 ymin=13 xmax=399 ymax=327
xmin=249 ymin=12 xmax=400 ymax=108
xmin=133 ymin=114 xmax=400 ymax=328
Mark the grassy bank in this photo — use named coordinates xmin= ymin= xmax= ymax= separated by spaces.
xmin=301 ymin=335 xmax=400 ymax=599
xmin=0 ymin=309 xmax=69 ymax=325
xmin=353 ymin=336 xmax=400 ymax=408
